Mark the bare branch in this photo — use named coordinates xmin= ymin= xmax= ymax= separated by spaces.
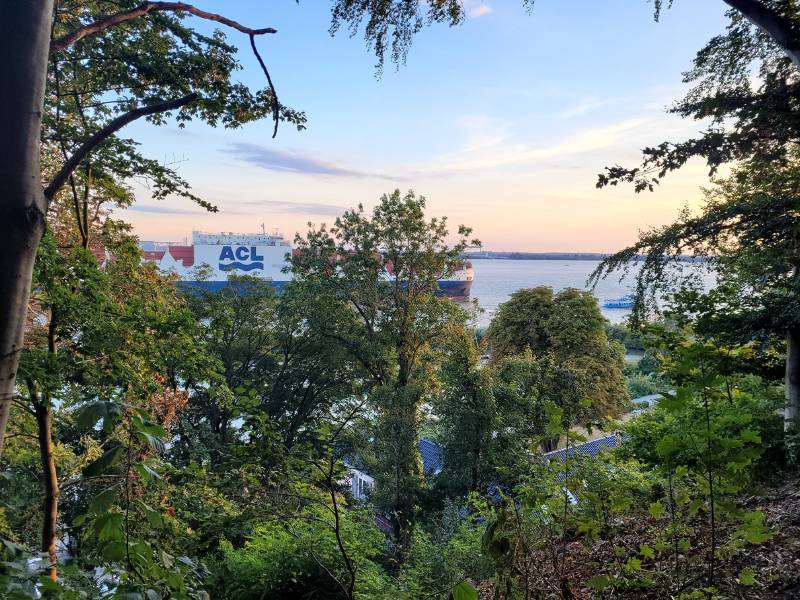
xmin=249 ymin=33 xmax=280 ymax=138
xmin=50 ymin=1 xmax=276 ymax=53
xmin=44 ymin=93 xmax=198 ymax=202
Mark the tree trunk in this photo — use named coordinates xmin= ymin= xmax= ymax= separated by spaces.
xmin=786 ymin=326 xmax=800 ymax=430
xmin=0 ymin=0 xmax=54 ymax=459
xmin=722 ymin=0 xmax=800 ymax=71
xmin=35 ymin=401 xmax=59 ymax=581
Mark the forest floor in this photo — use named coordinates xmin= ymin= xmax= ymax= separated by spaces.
xmin=478 ymin=473 xmax=800 ymax=599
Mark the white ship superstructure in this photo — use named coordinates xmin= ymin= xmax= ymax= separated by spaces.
xmin=140 ymin=230 xmax=473 ymax=300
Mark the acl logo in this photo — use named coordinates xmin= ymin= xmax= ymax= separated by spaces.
xmin=218 ymin=246 xmax=264 ymax=272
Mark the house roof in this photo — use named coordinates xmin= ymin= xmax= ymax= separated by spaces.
xmin=418 ymin=438 xmax=443 ymax=474
xmin=345 ymin=438 xmax=443 ymax=477
xmin=544 ymin=434 xmax=620 ymax=462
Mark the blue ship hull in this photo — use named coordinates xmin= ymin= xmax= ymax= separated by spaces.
xmin=177 ymin=279 xmax=472 ymax=300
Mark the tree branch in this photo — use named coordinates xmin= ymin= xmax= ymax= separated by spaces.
xmin=723 ymin=0 xmax=800 ymax=68
xmin=249 ymin=33 xmax=280 ymax=138
xmin=44 ymin=93 xmax=198 ymax=202
xmin=50 ymin=1 xmax=276 ymax=53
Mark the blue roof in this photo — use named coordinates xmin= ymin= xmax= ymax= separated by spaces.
xmin=345 ymin=438 xmax=443 ymax=477
xmin=418 ymin=438 xmax=443 ymax=474
xmin=544 ymin=434 xmax=619 ymax=462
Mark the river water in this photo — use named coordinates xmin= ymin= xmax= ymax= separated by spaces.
xmin=465 ymin=259 xmax=712 ymax=327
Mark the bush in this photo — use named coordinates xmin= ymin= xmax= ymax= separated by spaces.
xmin=397 ymin=517 xmax=492 ymax=599
xmin=626 ymin=371 xmax=669 ymax=399
xmin=617 ymin=375 xmax=784 ymax=479
xmin=211 ymin=505 xmax=388 ymax=599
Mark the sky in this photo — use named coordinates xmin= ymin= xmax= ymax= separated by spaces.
xmin=123 ymin=0 xmax=732 ymax=252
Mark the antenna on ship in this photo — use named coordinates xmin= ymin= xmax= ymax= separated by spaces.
xmin=261 ymin=222 xmax=266 ymax=235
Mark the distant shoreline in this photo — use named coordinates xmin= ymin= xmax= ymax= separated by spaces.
xmin=464 ymin=252 xmax=707 ymax=262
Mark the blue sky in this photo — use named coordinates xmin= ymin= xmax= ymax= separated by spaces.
xmin=124 ymin=0 xmax=731 ymax=251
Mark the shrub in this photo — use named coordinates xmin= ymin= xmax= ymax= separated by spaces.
xmin=211 ymin=505 xmax=388 ymax=599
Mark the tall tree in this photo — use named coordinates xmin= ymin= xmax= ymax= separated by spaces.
xmin=599 ymin=2 xmax=800 ymax=192
xmin=173 ymin=276 xmax=360 ymax=464
xmin=0 ymin=0 xmax=298 ymax=460
xmin=0 ymin=0 xmax=55 ymax=462
xmin=592 ymin=158 xmax=800 ymax=428
xmin=13 ymin=226 xmax=202 ymax=580
xmin=436 ymin=325 xmax=495 ymax=496
xmin=484 ymin=287 xmax=553 ymax=362
xmin=291 ymin=190 xmax=477 ymax=545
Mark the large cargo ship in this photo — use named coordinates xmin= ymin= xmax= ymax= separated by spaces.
xmin=140 ymin=231 xmax=474 ymax=301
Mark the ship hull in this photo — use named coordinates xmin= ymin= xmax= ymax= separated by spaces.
xmin=177 ymin=279 xmax=472 ymax=300
xmin=435 ymin=279 xmax=472 ymax=302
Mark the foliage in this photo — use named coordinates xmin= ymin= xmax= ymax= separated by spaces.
xmin=212 ymin=504 xmax=387 ymax=599
xmin=598 ymin=3 xmax=800 ymax=192
xmin=626 ymin=370 xmax=670 ymax=399
xmin=46 ymin=0 xmax=305 ymax=232
xmin=435 ymin=325 xmax=495 ymax=495
xmin=485 ymin=287 xmax=554 ymax=360
xmin=619 ymin=338 xmax=786 ymax=478
xmin=606 ymin=322 xmax=645 ymax=352
xmin=486 ymin=287 xmax=630 ymax=419
xmin=291 ymin=189 xmax=478 ymax=543
xmin=397 ymin=518 xmax=491 ymax=599
xmin=7 ymin=4 xmax=800 ymax=590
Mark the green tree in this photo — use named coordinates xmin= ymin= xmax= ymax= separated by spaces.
xmin=486 ymin=287 xmax=629 ymax=419
xmin=491 ymin=351 xmax=586 ymax=463
xmin=5 ymin=226 xmax=204 ymax=583
xmin=175 ymin=276 xmax=361 ymax=464
xmin=291 ymin=189 xmax=477 ymax=545
xmin=485 ymin=287 xmax=553 ymax=361
xmin=617 ymin=334 xmax=780 ymax=593
xmin=436 ymin=325 xmax=495 ymax=496
xmin=599 ymin=2 xmax=800 ymax=193
xmin=0 ymin=0 xmax=310 ymax=461
xmin=593 ymin=158 xmax=800 ymax=427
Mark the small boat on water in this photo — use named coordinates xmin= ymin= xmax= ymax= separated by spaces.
xmin=602 ymin=294 xmax=634 ymax=309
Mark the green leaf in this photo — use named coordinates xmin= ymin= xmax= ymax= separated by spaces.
xmin=740 ymin=428 xmax=761 ymax=444
xmin=451 ymin=580 xmax=478 ymax=600
xmin=83 ymin=443 xmax=124 ymax=477
xmin=93 ymin=512 xmax=124 ymax=542
xmin=738 ymin=568 xmax=755 ymax=586
xmin=639 ymin=544 xmax=655 ymax=560
xmin=658 ymin=388 xmax=690 ymax=412
xmin=587 ymin=574 xmax=611 ymax=591
xmin=89 ymin=485 xmax=119 ymax=514
xmin=137 ymin=431 xmax=166 ymax=454
xmin=656 ymin=435 xmax=680 ymax=458
xmin=648 ymin=500 xmax=665 ymax=519
xmin=101 ymin=540 xmax=127 ymax=562
xmin=133 ymin=461 xmax=161 ymax=481
xmin=132 ymin=414 xmax=167 ymax=438
xmin=738 ymin=512 xmax=773 ymax=544
xmin=625 ymin=557 xmax=642 ymax=572
xmin=137 ymin=501 xmax=162 ymax=528
xmin=77 ymin=401 xmax=121 ymax=432
xmin=544 ymin=401 xmax=564 ymax=436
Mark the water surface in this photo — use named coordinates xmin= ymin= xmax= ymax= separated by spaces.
xmin=466 ymin=259 xmax=712 ymax=327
